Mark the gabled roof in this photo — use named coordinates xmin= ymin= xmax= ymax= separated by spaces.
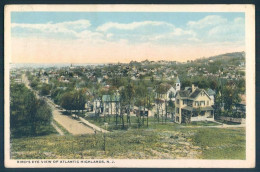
xmin=177 ymin=90 xmax=191 ymax=97
xmin=189 ymin=88 xmax=211 ymax=100
xmin=177 ymin=88 xmax=211 ymax=100
xmin=189 ymin=89 xmax=202 ymax=98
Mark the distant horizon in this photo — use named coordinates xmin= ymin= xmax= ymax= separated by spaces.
xmin=10 ymin=51 xmax=245 ymax=65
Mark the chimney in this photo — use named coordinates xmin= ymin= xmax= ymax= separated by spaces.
xmin=192 ymin=84 xmax=195 ymax=92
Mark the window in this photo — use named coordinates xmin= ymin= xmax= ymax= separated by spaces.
xmin=200 ymin=101 xmax=205 ymax=106
xmin=177 ymin=99 xmax=179 ymax=104
xmin=207 ymin=101 xmax=209 ymax=105
xmin=176 ymin=107 xmax=179 ymax=114
xmin=195 ymin=101 xmax=199 ymax=106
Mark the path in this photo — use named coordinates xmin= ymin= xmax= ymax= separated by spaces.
xmin=79 ymin=117 xmax=109 ymax=133
xmin=51 ymin=122 xmax=64 ymax=135
xmin=22 ymin=74 xmax=95 ymax=135
xmin=48 ymin=101 xmax=95 ymax=135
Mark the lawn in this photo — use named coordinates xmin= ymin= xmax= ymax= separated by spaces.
xmin=84 ymin=115 xmax=174 ymax=131
xmin=10 ymin=123 xmax=245 ymax=159
xmin=183 ymin=121 xmax=221 ymax=127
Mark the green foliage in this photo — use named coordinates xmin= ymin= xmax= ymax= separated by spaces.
xmin=10 ymin=83 xmax=53 ymax=137
xmin=40 ymin=83 xmax=51 ymax=96
xmin=222 ymin=82 xmax=241 ymax=112
xmin=60 ymin=89 xmax=87 ymax=112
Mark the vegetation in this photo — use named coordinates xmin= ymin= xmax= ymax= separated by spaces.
xmin=52 ymin=120 xmax=71 ymax=135
xmin=10 ymin=126 xmax=245 ymax=159
xmin=10 ymin=52 xmax=246 ymax=160
xmin=60 ymin=89 xmax=87 ymax=116
xmin=10 ymin=82 xmax=54 ymax=138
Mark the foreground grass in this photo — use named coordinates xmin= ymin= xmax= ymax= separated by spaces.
xmin=10 ymin=124 xmax=245 ymax=159
xmin=192 ymin=128 xmax=245 ymax=159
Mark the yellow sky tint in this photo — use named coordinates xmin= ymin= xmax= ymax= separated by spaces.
xmin=11 ymin=37 xmax=245 ymax=64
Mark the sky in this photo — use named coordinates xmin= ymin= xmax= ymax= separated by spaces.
xmin=11 ymin=12 xmax=245 ymax=63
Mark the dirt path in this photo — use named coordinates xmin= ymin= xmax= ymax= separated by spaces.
xmin=52 ymin=109 xmax=94 ymax=135
xmin=22 ymin=74 xmax=95 ymax=135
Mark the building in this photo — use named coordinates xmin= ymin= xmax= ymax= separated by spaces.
xmin=175 ymin=84 xmax=214 ymax=124
xmin=102 ymin=94 xmax=120 ymax=116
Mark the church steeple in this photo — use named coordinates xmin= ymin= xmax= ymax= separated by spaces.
xmin=175 ymin=76 xmax=181 ymax=91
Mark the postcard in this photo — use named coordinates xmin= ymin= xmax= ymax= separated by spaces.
xmin=4 ymin=4 xmax=255 ymax=168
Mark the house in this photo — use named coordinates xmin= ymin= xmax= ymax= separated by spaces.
xmin=102 ymin=94 xmax=120 ymax=116
xmin=175 ymin=84 xmax=214 ymax=124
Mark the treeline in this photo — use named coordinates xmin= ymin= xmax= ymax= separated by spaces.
xmin=10 ymin=82 xmax=53 ymax=138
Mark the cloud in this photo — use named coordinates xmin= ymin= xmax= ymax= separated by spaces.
xmin=11 ymin=19 xmax=92 ymax=39
xmin=207 ymin=17 xmax=245 ymax=42
xmin=96 ymin=21 xmax=174 ymax=32
xmin=187 ymin=15 xmax=228 ymax=29
xmin=10 ymin=15 xmax=245 ymax=63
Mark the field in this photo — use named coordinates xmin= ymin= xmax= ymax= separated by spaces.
xmin=10 ymin=122 xmax=245 ymax=159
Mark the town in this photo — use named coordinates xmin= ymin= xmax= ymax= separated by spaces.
xmin=10 ymin=51 xmax=246 ymax=159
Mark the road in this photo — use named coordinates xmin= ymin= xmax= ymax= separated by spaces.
xmin=48 ymin=101 xmax=95 ymax=135
xmin=22 ymin=74 xmax=95 ymax=135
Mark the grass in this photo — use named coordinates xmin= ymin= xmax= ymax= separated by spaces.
xmin=10 ymin=123 xmax=245 ymax=159
xmin=52 ymin=119 xmax=71 ymax=135
xmin=192 ymin=128 xmax=246 ymax=159
xmin=183 ymin=121 xmax=221 ymax=127
xmin=84 ymin=115 xmax=174 ymax=131
xmin=215 ymin=119 xmax=242 ymax=125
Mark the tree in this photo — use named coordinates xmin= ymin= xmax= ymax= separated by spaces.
xmin=155 ymin=83 xmax=171 ymax=124
xmin=40 ymin=83 xmax=51 ymax=96
xmin=60 ymin=90 xmax=87 ymax=117
xmin=121 ymin=80 xmax=135 ymax=125
xmin=60 ymin=92 xmax=74 ymax=113
xmin=10 ymin=83 xmax=52 ymax=137
xmin=30 ymin=80 xmax=38 ymax=89
xmin=222 ymin=82 xmax=241 ymax=115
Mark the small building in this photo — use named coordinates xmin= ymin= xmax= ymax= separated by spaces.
xmin=175 ymin=84 xmax=214 ymax=124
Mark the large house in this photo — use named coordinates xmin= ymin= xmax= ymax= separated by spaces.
xmin=93 ymin=94 xmax=121 ymax=116
xmin=175 ymin=85 xmax=215 ymax=124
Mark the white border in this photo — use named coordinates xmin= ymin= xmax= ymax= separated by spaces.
xmin=4 ymin=4 xmax=255 ymax=168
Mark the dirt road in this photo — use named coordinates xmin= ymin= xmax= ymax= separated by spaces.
xmin=52 ymin=109 xmax=94 ymax=135
xmin=22 ymin=74 xmax=95 ymax=135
